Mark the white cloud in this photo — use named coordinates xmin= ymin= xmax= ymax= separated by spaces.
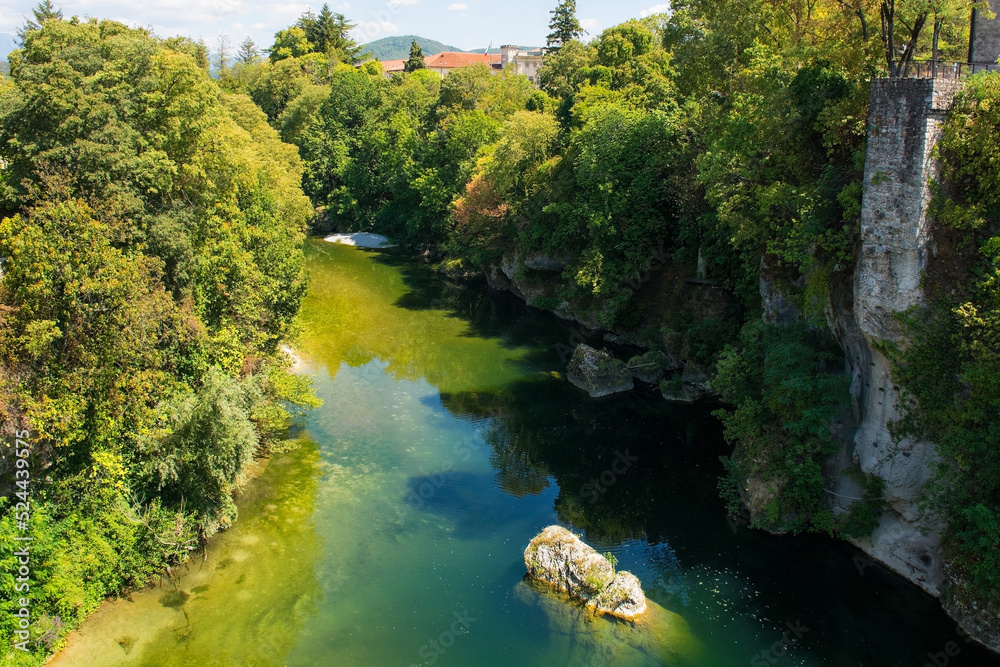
xmin=388 ymin=0 xmax=418 ymax=7
xmin=580 ymin=17 xmax=599 ymax=34
xmin=640 ymin=3 xmax=671 ymax=17
xmin=352 ymin=20 xmax=398 ymax=40
xmin=448 ymin=3 xmax=468 ymax=10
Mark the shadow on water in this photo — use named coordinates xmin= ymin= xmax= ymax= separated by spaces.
xmin=370 ymin=247 xmax=610 ymax=361
xmin=405 ymin=470 xmax=531 ymax=539
xmin=436 ymin=371 xmax=1000 ymax=667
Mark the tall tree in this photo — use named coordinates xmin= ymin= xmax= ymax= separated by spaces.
xmin=295 ymin=4 xmax=366 ymax=63
xmin=215 ymin=34 xmax=232 ymax=78
xmin=18 ymin=0 xmax=62 ymax=39
xmin=547 ymin=0 xmax=584 ymax=51
xmin=236 ymin=37 xmax=261 ymax=66
xmin=405 ymin=40 xmax=427 ymax=72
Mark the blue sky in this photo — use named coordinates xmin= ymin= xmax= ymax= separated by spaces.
xmin=0 ymin=1 xmax=672 ymax=58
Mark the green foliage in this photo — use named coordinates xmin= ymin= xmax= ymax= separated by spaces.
xmin=0 ymin=18 xmax=319 ymax=662
xmin=405 ymin=40 xmax=426 ymax=73
xmin=836 ymin=471 xmax=885 ymax=539
xmin=269 ymin=27 xmax=313 ymax=63
xmin=713 ymin=321 xmax=849 ymax=533
xmin=547 ymin=0 xmax=585 ymax=51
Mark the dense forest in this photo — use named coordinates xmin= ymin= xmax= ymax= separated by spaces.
xmin=1 ymin=0 xmax=1000 ymax=661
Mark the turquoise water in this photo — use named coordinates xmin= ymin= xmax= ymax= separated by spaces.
xmin=52 ymin=240 xmax=1000 ymax=666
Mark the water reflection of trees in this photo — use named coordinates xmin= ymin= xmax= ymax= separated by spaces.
xmin=441 ymin=379 xmax=721 ymax=545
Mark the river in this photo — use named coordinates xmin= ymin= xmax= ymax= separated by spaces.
xmin=51 ymin=239 xmax=1000 ymax=666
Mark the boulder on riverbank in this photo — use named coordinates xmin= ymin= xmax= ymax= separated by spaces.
xmin=627 ymin=350 xmax=675 ymax=384
xmin=660 ymin=363 xmax=713 ymax=404
xmin=567 ymin=345 xmax=634 ymax=398
xmin=523 ymin=526 xmax=647 ymax=620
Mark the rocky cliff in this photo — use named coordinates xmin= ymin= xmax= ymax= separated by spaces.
xmin=823 ymin=77 xmax=963 ymax=596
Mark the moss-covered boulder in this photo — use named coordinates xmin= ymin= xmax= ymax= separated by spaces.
xmin=567 ymin=345 xmax=634 ymax=398
xmin=523 ymin=526 xmax=647 ymax=620
xmin=524 ymin=525 xmax=615 ymax=597
xmin=627 ymin=350 xmax=674 ymax=384
xmin=590 ymin=571 xmax=647 ymax=619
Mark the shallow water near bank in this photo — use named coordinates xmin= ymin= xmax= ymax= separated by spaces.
xmin=52 ymin=240 xmax=1000 ymax=666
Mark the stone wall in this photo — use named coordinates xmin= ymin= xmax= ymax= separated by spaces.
xmin=972 ymin=0 xmax=1000 ymax=65
xmin=831 ymin=77 xmax=963 ymax=595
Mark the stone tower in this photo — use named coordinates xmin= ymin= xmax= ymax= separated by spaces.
xmin=970 ymin=0 xmax=1000 ymax=65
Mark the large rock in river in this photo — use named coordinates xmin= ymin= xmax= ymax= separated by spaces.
xmin=567 ymin=345 xmax=634 ymax=398
xmin=523 ymin=525 xmax=647 ymax=620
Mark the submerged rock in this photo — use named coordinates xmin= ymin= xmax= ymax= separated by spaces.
xmin=523 ymin=526 xmax=647 ymax=620
xmin=513 ymin=580 xmax=703 ymax=665
xmin=567 ymin=345 xmax=634 ymax=398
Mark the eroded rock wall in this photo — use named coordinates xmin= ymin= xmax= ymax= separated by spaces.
xmin=834 ymin=78 xmax=962 ymax=594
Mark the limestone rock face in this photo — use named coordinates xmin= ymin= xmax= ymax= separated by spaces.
xmin=589 ymin=572 xmax=647 ymax=619
xmin=524 ymin=252 xmax=568 ymax=272
xmin=840 ymin=78 xmax=962 ymax=597
xmin=523 ymin=526 xmax=648 ymax=621
xmin=567 ymin=345 xmax=634 ymax=398
xmin=524 ymin=526 xmax=614 ymax=597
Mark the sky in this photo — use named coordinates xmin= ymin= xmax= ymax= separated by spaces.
xmin=0 ymin=0 xmax=672 ymax=58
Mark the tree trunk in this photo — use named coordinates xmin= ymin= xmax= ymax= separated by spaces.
xmin=881 ymin=0 xmax=896 ymax=75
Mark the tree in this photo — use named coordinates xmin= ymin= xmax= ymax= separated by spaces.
xmin=236 ymin=37 xmax=261 ymax=66
xmin=405 ymin=40 xmax=426 ymax=72
xmin=547 ymin=0 xmax=584 ymax=51
xmin=296 ymin=5 xmax=366 ymax=63
xmin=215 ymin=34 xmax=232 ymax=78
xmin=269 ymin=27 xmax=313 ymax=62
xmin=18 ymin=0 xmax=62 ymax=39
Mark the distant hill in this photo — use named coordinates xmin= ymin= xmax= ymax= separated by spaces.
xmin=0 ymin=33 xmax=16 ymax=61
xmin=362 ymin=35 xmax=466 ymax=61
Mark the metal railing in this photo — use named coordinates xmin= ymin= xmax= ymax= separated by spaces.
xmin=896 ymin=60 xmax=1000 ymax=79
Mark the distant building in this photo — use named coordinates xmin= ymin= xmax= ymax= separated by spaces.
xmin=377 ymin=46 xmax=547 ymax=83
xmin=381 ymin=59 xmax=407 ymax=75
xmin=500 ymin=45 xmax=547 ymax=84
xmin=424 ymin=52 xmax=502 ymax=76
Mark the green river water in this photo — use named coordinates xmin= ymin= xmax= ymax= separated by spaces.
xmin=51 ymin=240 xmax=1000 ymax=667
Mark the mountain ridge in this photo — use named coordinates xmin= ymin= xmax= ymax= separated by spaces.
xmin=361 ymin=35 xmax=465 ymax=61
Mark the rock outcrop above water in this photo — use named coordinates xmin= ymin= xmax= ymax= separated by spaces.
xmin=627 ymin=350 xmax=674 ymax=384
xmin=659 ymin=363 xmax=712 ymax=404
xmin=567 ymin=345 xmax=634 ymax=398
xmin=523 ymin=525 xmax=647 ymax=620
